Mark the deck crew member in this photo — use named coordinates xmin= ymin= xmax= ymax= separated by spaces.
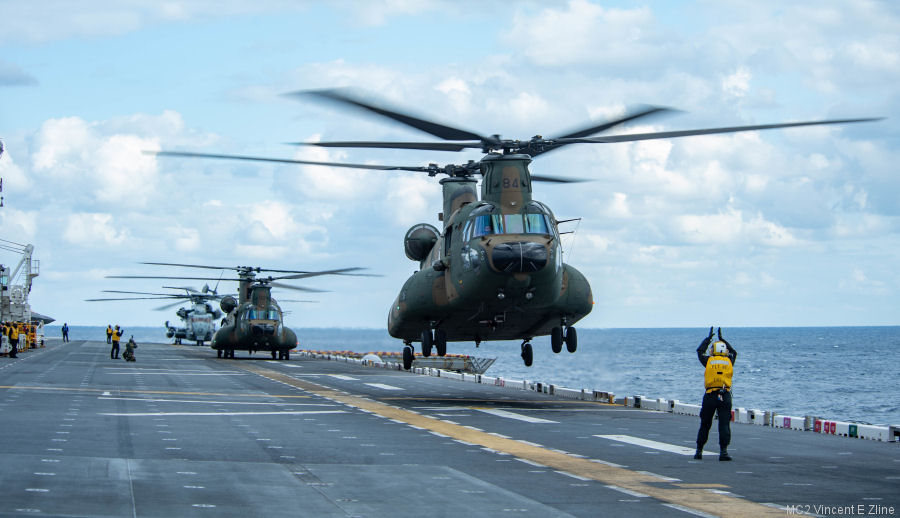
xmin=106 ymin=325 xmax=113 ymax=344
xmin=124 ymin=336 xmax=137 ymax=362
xmin=62 ymin=323 xmax=69 ymax=342
xmin=8 ymin=322 xmax=19 ymax=358
xmin=694 ymin=326 xmax=737 ymax=461
xmin=110 ymin=326 xmax=123 ymax=359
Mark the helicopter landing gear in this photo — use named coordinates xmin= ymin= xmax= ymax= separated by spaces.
xmin=433 ymin=329 xmax=447 ymax=357
xmin=197 ymin=340 xmax=203 ymax=347
xmin=175 ymin=338 xmax=182 ymax=345
xmin=421 ymin=330 xmax=432 ymax=357
xmin=217 ymin=349 xmax=222 ymax=358
xmin=551 ymin=327 xmax=563 ymax=353
xmin=271 ymin=350 xmax=277 ymax=359
xmin=284 ymin=350 xmax=290 ymax=361
xmin=565 ymin=327 xmax=577 ymax=353
xmin=521 ymin=341 xmax=533 ymax=367
xmin=402 ymin=344 xmax=414 ymax=371
xmin=220 ymin=349 xmax=234 ymax=359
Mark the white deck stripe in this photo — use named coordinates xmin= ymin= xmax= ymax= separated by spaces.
xmin=364 ymin=383 xmax=403 ymax=390
xmin=328 ymin=375 xmax=358 ymax=381
xmin=99 ymin=410 xmax=346 ymax=417
xmin=662 ymin=503 xmax=722 ymax=517
xmin=475 ymin=408 xmax=558 ymax=423
xmin=604 ymin=485 xmax=648 ymax=498
xmin=98 ymin=397 xmax=334 ymax=406
xmin=595 ymin=435 xmax=716 ymax=456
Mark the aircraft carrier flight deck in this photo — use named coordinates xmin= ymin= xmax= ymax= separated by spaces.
xmin=0 ymin=339 xmax=896 ymax=518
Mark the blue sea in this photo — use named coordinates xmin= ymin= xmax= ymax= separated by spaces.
xmin=45 ymin=325 xmax=900 ymax=426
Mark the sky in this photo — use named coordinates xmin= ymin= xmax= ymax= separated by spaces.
xmin=0 ymin=0 xmax=897 ymax=329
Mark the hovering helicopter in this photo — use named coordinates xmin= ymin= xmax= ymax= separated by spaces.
xmin=86 ymin=285 xmax=223 ymax=346
xmin=153 ymin=89 xmax=880 ymax=369
xmin=109 ymin=263 xmax=371 ymax=360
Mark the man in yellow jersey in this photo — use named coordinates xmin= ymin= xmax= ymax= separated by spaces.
xmin=110 ymin=326 xmax=123 ymax=359
xmin=8 ymin=322 xmax=19 ymax=358
xmin=106 ymin=325 xmax=113 ymax=344
xmin=694 ymin=326 xmax=737 ymax=461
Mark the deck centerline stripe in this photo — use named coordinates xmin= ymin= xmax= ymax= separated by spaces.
xmin=596 ymin=435 xmax=717 ymax=457
xmin=236 ymin=363 xmax=783 ymax=518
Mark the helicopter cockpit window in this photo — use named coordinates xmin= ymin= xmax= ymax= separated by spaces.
xmin=248 ymin=309 xmax=259 ymax=319
xmin=524 ymin=213 xmax=551 ymax=234
xmin=267 ymin=309 xmax=278 ymax=320
xmin=471 ymin=214 xmax=504 ymax=238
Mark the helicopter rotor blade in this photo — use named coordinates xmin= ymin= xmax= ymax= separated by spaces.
xmin=101 ymin=290 xmax=185 ymax=297
xmin=108 ymin=275 xmax=246 ymax=282
xmin=269 ymin=281 xmax=329 ymax=293
xmin=291 ymin=88 xmax=488 ymax=142
xmin=528 ymin=105 xmax=675 ymax=158
xmin=272 ymin=267 xmax=373 ymax=281
xmin=160 ymin=285 xmax=201 ymax=293
xmin=287 ymin=140 xmax=478 ymax=152
xmin=148 ymin=151 xmax=435 ymax=172
xmin=557 ymin=117 xmax=883 ymax=146
xmin=86 ymin=296 xmax=187 ymax=302
xmin=154 ymin=300 xmax=188 ymax=311
xmin=530 ymin=174 xmax=589 ymax=183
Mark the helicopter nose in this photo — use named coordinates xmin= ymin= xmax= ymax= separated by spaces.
xmin=251 ymin=323 xmax=276 ymax=336
xmin=490 ymin=241 xmax=548 ymax=273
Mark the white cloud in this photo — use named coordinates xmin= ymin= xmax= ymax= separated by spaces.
xmin=722 ymin=67 xmax=751 ymax=99
xmin=63 ymin=213 xmax=129 ymax=246
xmin=675 ymin=208 xmax=798 ymax=247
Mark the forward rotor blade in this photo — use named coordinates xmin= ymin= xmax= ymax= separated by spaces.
xmin=559 ymin=118 xmax=883 ymax=145
xmin=101 ymin=290 xmax=182 ymax=296
xmin=270 ymin=281 xmax=329 ymax=293
xmin=288 ymin=140 xmax=479 ymax=152
xmin=530 ymin=105 xmax=675 ymax=158
xmin=293 ymin=88 xmax=487 ymax=142
xmin=144 ymin=262 xmax=236 ymax=271
xmin=161 ymin=285 xmax=201 ymax=293
xmin=530 ymin=174 xmax=589 ymax=183
xmin=149 ymin=151 xmax=433 ymax=172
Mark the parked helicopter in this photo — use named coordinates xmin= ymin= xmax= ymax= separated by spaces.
xmin=109 ymin=263 xmax=372 ymax=359
xmin=153 ymin=89 xmax=880 ymax=369
xmin=86 ymin=285 xmax=223 ymax=346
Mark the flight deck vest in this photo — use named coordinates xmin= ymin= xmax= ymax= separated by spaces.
xmin=704 ymin=354 xmax=733 ymax=392
xmin=9 ymin=326 xmax=18 ymax=340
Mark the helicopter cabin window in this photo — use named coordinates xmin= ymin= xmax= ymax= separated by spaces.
xmin=524 ymin=213 xmax=551 ymax=234
xmin=470 ymin=214 xmax=504 ymax=238
xmin=248 ymin=309 xmax=259 ymax=320
xmin=267 ymin=309 xmax=278 ymax=320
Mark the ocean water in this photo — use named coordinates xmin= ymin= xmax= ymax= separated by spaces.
xmin=44 ymin=325 xmax=900 ymax=426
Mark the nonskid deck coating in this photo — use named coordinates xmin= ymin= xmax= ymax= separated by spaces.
xmin=0 ymin=339 xmax=896 ymax=517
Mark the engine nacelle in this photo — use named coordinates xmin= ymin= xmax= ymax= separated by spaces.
xmin=220 ymin=296 xmax=237 ymax=314
xmin=404 ymin=223 xmax=439 ymax=262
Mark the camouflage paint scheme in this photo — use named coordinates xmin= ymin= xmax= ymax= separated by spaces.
xmin=212 ymin=283 xmax=297 ymax=355
xmin=389 ymin=154 xmax=593 ymax=344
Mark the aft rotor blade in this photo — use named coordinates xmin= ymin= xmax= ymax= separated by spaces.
xmin=530 ymin=174 xmax=589 ymax=183
xmin=149 ymin=151 xmax=433 ymax=172
xmin=559 ymin=118 xmax=883 ymax=145
xmin=161 ymin=285 xmax=201 ymax=293
xmin=270 ymin=281 xmax=329 ymax=293
xmin=108 ymin=275 xmax=245 ymax=282
xmin=143 ymin=262 xmax=237 ymax=271
xmin=289 ymin=140 xmax=479 ymax=152
xmin=101 ymin=290 xmax=184 ymax=296
xmin=272 ymin=267 xmax=375 ymax=281
xmin=293 ymin=89 xmax=487 ymax=142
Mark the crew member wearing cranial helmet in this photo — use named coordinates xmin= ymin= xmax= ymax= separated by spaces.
xmin=694 ymin=326 xmax=737 ymax=461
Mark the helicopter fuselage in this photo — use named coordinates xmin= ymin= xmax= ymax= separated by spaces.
xmin=212 ymin=286 xmax=297 ymax=354
xmin=388 ymin=154 xmax=593 ymax=344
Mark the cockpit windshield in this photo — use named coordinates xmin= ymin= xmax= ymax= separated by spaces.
xmin=467 ymin=213 xmax=553 ymax=239
xmin=247 ymin=308 xmax=279 ymax=321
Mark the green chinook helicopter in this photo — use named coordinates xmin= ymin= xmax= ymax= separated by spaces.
xmin=154 ymin=89 xmax=879 ymax=369
xmin=110 ymin=262 xmax=367 ymax=360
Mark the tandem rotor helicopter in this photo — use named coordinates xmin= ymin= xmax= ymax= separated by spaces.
xmin=153 ymin=89 xmax=880 ymax=370
xmin=108 ymin=263 xmax=369 ymax=360
xmin=87 ymin=285 xmax=223 ymax=345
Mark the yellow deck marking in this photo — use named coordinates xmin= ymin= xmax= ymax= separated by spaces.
xmin=674 ymin=483 xmax=731 ymax=489
xmin=239 ymin=364 xmax=782 ymax=518
xmin=380 ymin=396 xmax=618 ymax=406
xmin=0 ymin=385 xmax=309 ymax=398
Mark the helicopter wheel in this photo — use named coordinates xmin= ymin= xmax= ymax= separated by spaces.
xmin=197 ymin=340 xmax=203 ymax=347
xmin=565 ymin=327 xmax=577 ymax=353
xmin=284 ymin=350 xmax=290 ymax=361
xmin=551 ymin=327 xmax=563 ymax=353
xmin=421 ymin=330 xmax=433 ymax=357
xmin=217 ymin=349 xmax=222 ymax=358
xmin=402 ymin=345 xmax=414 ymax=371
xmin=521 ymin=342 xmax=533 ymax=367
xmin=434 ymin=329 xmax=447 ymax=357
xmin=271 ymin=350 xmax=277 ymax=359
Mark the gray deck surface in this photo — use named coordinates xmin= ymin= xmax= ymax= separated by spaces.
xmin=0 ymin=339 xmax=896 ymax=517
